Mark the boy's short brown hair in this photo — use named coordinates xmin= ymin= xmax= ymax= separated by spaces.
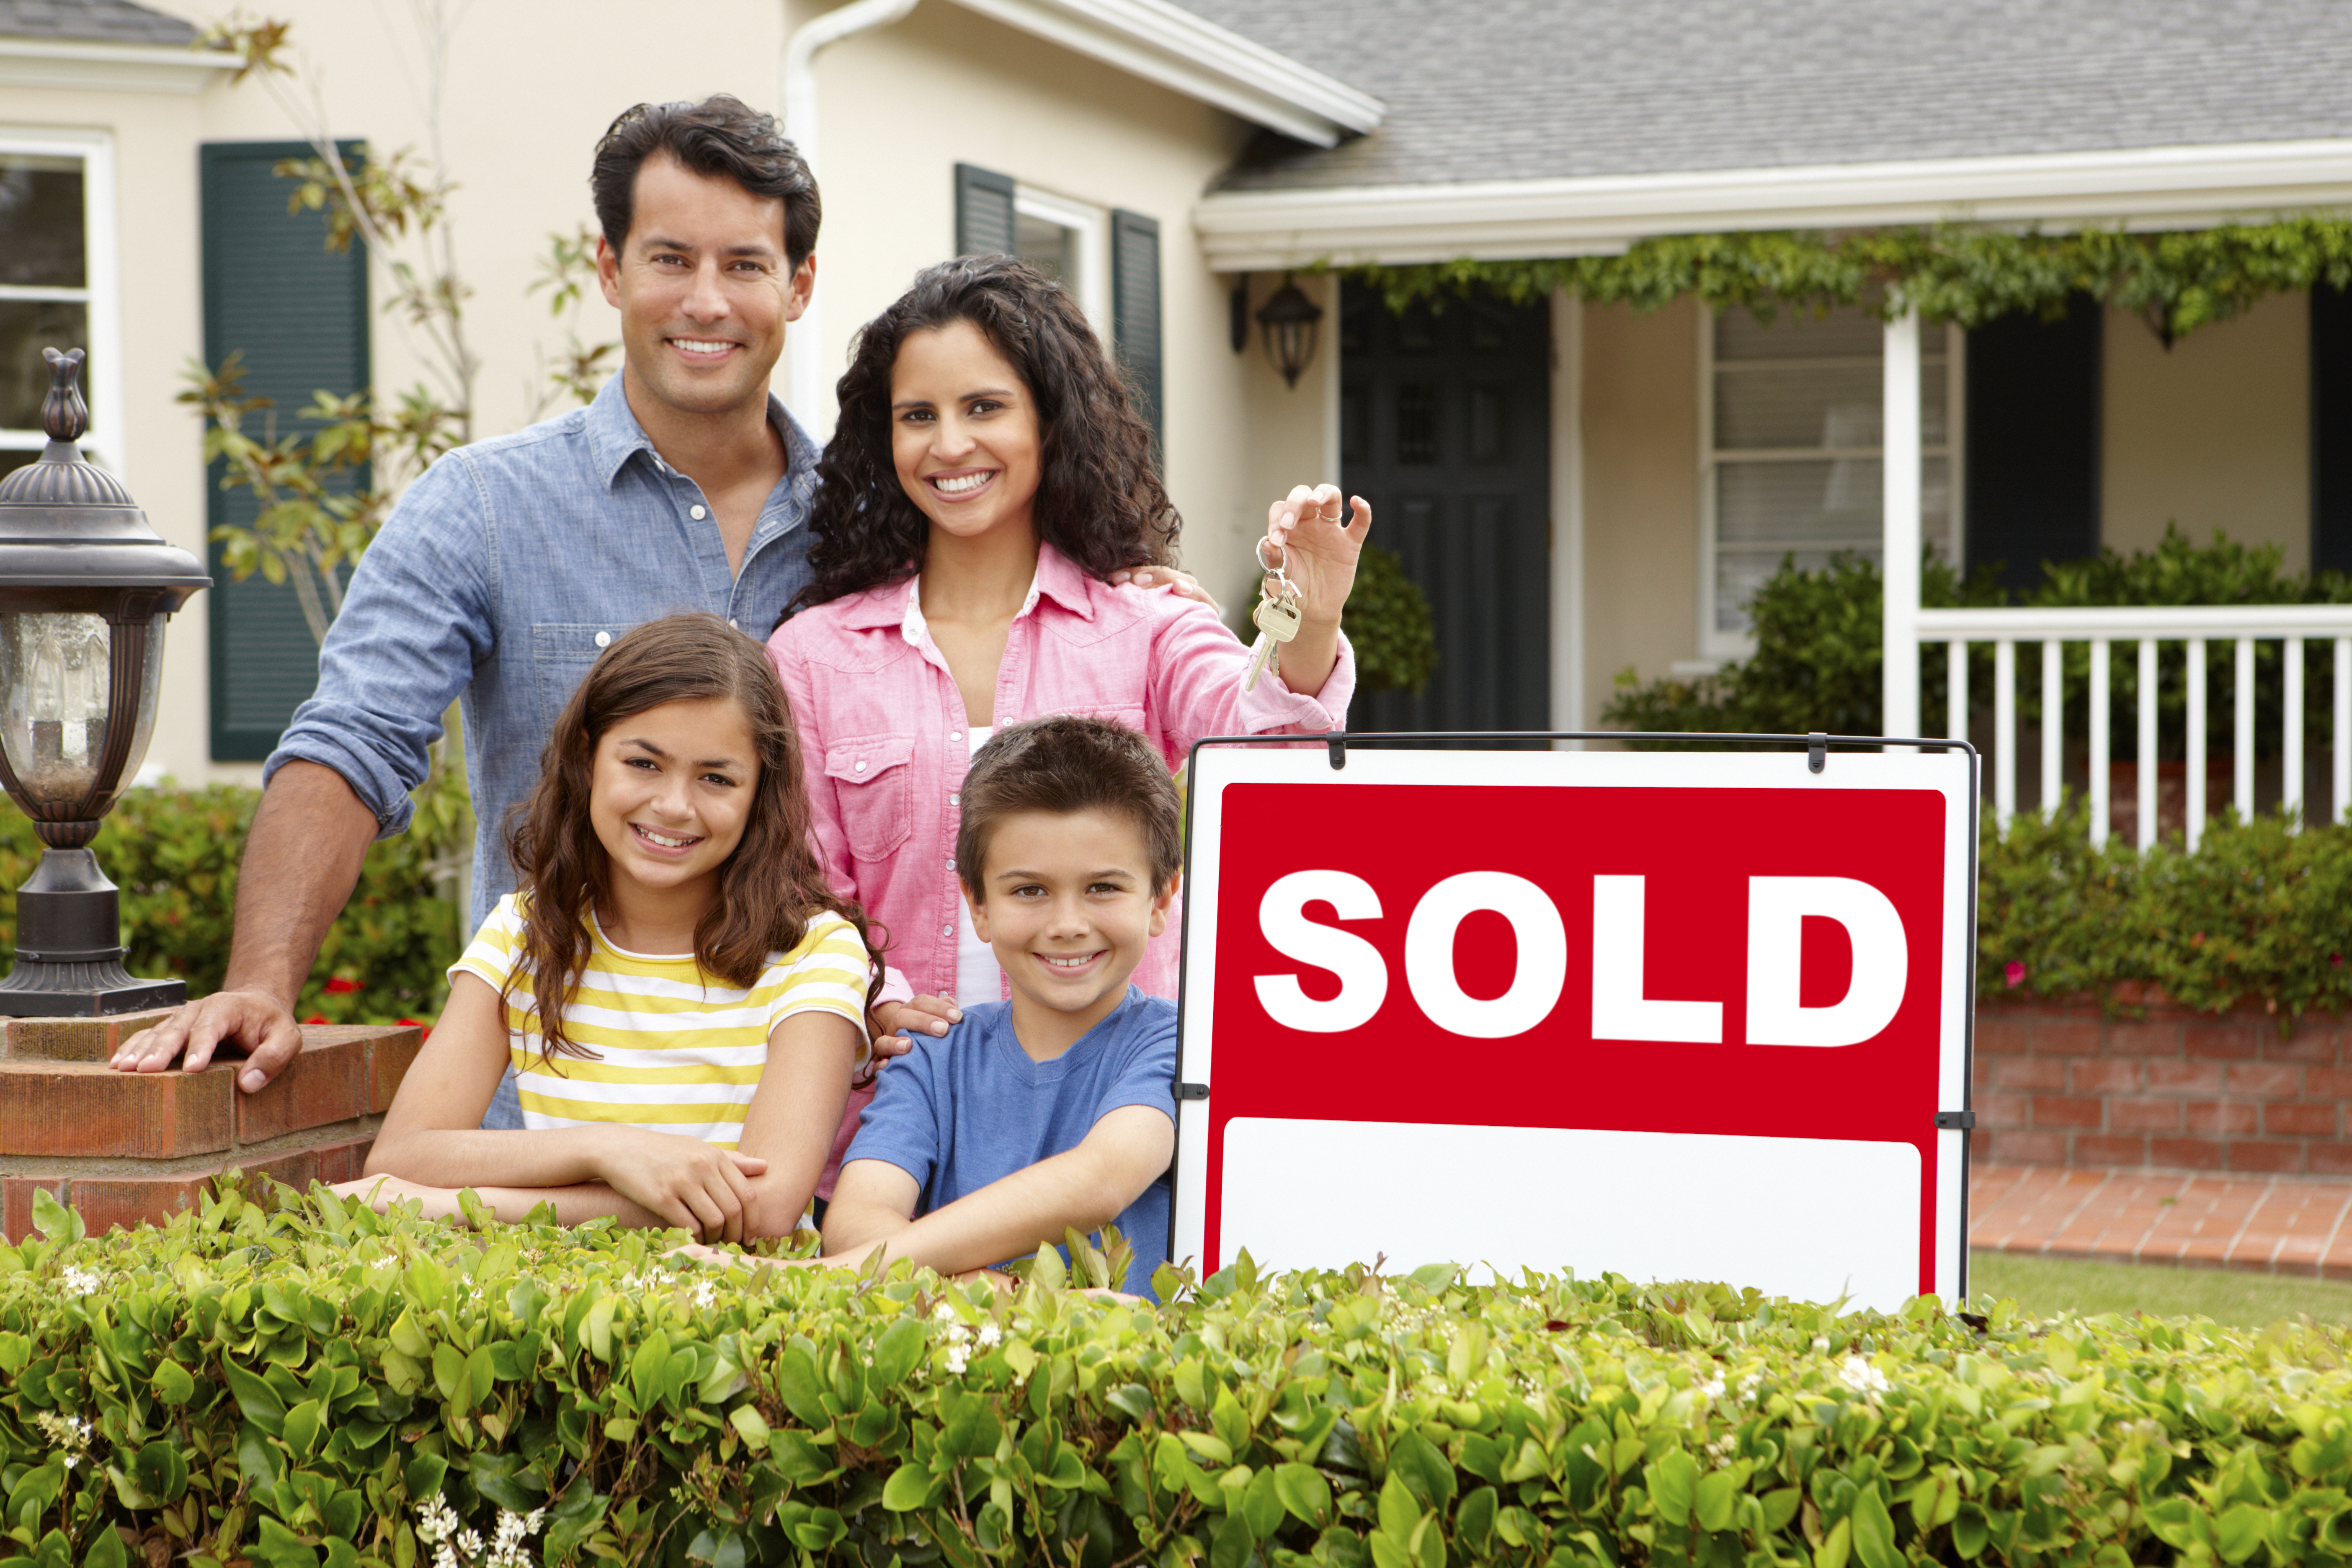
xmin=955 ymin=717 xmax=1182 ymax=899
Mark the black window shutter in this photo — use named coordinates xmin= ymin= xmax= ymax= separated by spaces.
xmin=2313 ymin=284 xmax=2352 ymax=573
xmin=1110 ymin=209 xmax=1162 ymax=454
xmin=1964 ymin=293 xmax=2101 ymax=593
xmin=954 ymin=163 xmax=1015 ymax=257
xmin=199 ymin=141 xmax=370 ymax=762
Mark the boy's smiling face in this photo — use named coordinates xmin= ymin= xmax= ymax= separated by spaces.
xmin=967 ymin=806 xmax=1177 ymax=1058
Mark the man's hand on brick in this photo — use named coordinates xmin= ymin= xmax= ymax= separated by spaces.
xmin=110 ymin=990 xmax=306 ymax=1093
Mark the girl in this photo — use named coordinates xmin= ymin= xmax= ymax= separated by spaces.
xmin=338 ymin=613 xmax=874 ymax=1240
xmin=766 ymin=255 xmax=1369 ymax=1173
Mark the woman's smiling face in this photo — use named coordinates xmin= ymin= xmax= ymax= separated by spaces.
xmin=889 ymin=319 xmax=1043 ymax=548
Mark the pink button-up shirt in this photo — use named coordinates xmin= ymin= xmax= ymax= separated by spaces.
xmin=767 ymin=543 xmax=1354 ymax=1188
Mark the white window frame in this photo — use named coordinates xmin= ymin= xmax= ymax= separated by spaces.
xmin=1695 ymin=312 xmax=1965 ymax=663
xmin=0 ymin=127 xmax=120 ymax=476
xmin=1012 ymin=183 xmax=1108 ymax=341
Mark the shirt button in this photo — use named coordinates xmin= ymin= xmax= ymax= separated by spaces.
xmin=690 ymin=504 xmax=707 ymax=520
xmin=728 ymin=618 xmax=738 ymax=629
xmin=941 ymin=925 xmax=954 ymax=936
xmin=593 ymin=631 xmax=611 ymax=648
xmin=854 ymin=760 xmax=867 ymax=773
xmin=948 ymin=792 xmax=959 ymax=805
xmin=949 ymin=730 xmax=962 ymax=742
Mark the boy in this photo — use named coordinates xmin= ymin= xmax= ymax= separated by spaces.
xmin=817 ymin=716 xmax=1181 ymax=1297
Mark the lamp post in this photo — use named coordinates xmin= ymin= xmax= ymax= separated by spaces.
xmin=0 ymin=348 xmax=209 ymax=1015
xmin=1255 ymin=273 xmax=1323 ymax=389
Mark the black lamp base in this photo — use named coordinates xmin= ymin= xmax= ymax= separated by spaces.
xmin=0 ymin=847 xmax=187 ymax=1017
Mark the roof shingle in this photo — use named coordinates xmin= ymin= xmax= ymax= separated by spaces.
xmin=1174 ymin=0 xmax=2352 ymax=191
xmin=0 ymin=0 xmax=196 ymax=46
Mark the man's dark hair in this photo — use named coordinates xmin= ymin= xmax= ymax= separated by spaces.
xmin=956 ymin=717 xmax=1182 ymax=900
xmin=591 ymin=95 xmax=820 ymax=269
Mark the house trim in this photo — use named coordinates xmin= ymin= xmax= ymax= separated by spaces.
xmin=941 ymin=0 xmax=1382 ymax=148
xmin=1196 ymin=138 xmax=2352 ymax=268
xmin=0 ymin=37 xmax=236 ymax=95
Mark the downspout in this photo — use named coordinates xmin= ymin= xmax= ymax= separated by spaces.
xmin=783 ymin=0 xmax=919 ymax=437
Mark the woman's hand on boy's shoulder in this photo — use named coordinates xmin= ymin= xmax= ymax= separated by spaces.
xmin=1109 ymin=566 xmax=1220 ymax=614
xmin=871 ymin=994 xmax=960 ymax=1048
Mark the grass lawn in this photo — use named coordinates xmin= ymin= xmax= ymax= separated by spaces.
xmin=1971 ymin=1250 xmax=2352 ymax=1326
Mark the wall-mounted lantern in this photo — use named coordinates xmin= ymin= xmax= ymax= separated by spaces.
xmin=1255 ymin=273 xmax=1323 ymax=389
xmin=0 ymin=349 xmax=210 ymax=1015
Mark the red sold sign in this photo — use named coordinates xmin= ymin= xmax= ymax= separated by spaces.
xmin=1170 ymin=745 xmax=1976 ymax=1310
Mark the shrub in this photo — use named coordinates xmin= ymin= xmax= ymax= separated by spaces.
xmin=1979 ymin=805 xmax=2352 ymax=1019
xmin=0 ymin=772 xmax=465 ymax=1024
xmin=7 ymin=1184 xmax=2352 ymax=1568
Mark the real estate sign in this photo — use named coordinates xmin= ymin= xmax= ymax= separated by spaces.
xmin=1170 ymin=742 xmax=1978 ymax=1312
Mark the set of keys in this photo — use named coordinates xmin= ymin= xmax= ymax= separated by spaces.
xmin=1244 ymin=536 xmax=1303 ymax=692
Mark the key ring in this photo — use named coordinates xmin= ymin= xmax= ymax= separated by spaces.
xmin=1255 ymin=536 xmax=1287 ymax=575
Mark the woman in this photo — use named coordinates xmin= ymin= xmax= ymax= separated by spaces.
xmin=767 ymin=255 xmax=1368 ymax=1185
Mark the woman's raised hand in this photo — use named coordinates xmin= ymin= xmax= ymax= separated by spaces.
xmin=596 ymin=1129 xmax=770 ymax=1243
xmin=1265 ymin=483 xmax=1372 ymax=626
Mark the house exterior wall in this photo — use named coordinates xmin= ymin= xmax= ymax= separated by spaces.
xmin=2101 ymin=291 xmax=2311 ymax=572
xmin=1576 ymin=297 xmax=1700 ymax=727
xmin=1229 ymin=268 xmax=1338 ymax=612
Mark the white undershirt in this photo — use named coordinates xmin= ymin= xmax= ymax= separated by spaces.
xmin=954 ymin=725 xmax=1002 ymax=1007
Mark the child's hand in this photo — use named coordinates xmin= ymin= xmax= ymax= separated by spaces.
xmin=596 ymin=1130 xmax=768 ymax=1243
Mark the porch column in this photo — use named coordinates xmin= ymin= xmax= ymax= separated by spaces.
xmin=1882 ymin=304 xmax=1923 ymax=740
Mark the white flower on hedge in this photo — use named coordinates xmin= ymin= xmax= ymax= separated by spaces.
xmin=34 ymin=1413 xmax=92 ymax=1455
xmin=691 ymin=1277 xmax=717 ymax=1310
xmin=59 ymin=1265 xmax=100 ymax=1295
xmin=975 ymin=1322 xmax=1002 ymax=1350
xmin=1699 ymin=1375 xmax=1725 ymax=1399
xmin=1840 ymin=1356 xmax=1890 ymax=1395
xmin=415 ymin=1497 xmax=462 ymax=1546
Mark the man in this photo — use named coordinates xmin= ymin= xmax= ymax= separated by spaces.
xmin=114 ymin=95 xmax=1198 ymax=1099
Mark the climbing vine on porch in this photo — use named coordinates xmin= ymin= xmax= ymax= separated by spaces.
xmin=1344 ymin=217 xmax=2352 ymax=341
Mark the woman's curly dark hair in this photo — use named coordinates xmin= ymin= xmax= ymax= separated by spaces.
xmin=792 ymin=255 xmax=1179 ymax=609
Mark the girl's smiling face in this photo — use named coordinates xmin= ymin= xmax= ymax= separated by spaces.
xmin=890 ymin=319 xmax=1044 ymax=548
xmin=588 ymin=695 xmax=760 ymax=905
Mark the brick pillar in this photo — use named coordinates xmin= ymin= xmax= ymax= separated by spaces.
xmin=0 ymin=1012 xmax=421 ymax=1240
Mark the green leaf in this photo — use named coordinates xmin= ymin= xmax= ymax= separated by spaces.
xmin=131 ymin=1442 xmax=189 ymax=1506
xmin=882 ymin=1464 xmax=934 ymax=1512
xmin=1693 ymin=1469 xmax=1736 ymax=1533
xmin=1378 ymin=1471 xmax=1421 ymax=1545
xmin=1241 ymin=1467 xmax=1284 ymax=1541
xmin=1817 ymin=1514 xmax=1853 ymax=1568
xmin=1456 ymin=1486 xmax=1498 ymax=1550
xmin=939 ymin=1394 xmax=1002 ymax=1459
xmin=2215 ymin=1505 xmax=2271 ymax=1565
xmin=1849 ymin=1486 xmax=1898 ymax=1568
xmin=222 ymin=1359 xmax=287 ymax=1436
xmin=868 ymin=1318 xmax=928 ymax=1388
xmin=777 ymin=1341 xmax=830 ymax=1428
xmin=1390 ymin=1429 xmax=1457 ymax=1508
xmin=79 ymin=1526 xmax=123 ymax=1568
xmin=31 ymin=1190 xmax=83 ymax=1245
xmin=152 ymin=1359 xmax=196 ymax=1405
xmin=281 ymin=1398 xmax=324 ymax=1457
xmin=727 ymin=1406 xmax=771 ymax=1453
xmin=1647 ymin=1449 xmax=1695 ymax=1527
xmin=1275 ymin=1462 xmax=1332 ymax=1529
xmin=1952 ymin=1503 xmax=1989 ymax=1560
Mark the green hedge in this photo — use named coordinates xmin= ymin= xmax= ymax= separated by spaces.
xmin=6 ymin=1184 xmax=2352 ymax=1568
xmin=0 ymin=775 xmax=464 ymax=1025
xmin=1979 ymin=805 xmax=2352 ymax=1020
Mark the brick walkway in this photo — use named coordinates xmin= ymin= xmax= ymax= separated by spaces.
xmin=1972 ymin=1163 xmax=2352 ymax=1277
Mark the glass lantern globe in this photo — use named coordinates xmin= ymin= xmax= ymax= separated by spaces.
xmin=0 ymin=349 xmax=209 ymax=1014
xmin=1255 ymin=274 xmax=1324 ymax=390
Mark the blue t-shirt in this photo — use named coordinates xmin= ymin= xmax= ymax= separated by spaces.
xmin=846 ymin=987 xmax=1176 ymax=1297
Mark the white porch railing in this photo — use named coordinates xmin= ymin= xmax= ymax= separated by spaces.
xmin=1911 ymin=604 xmax=2352 ymax=846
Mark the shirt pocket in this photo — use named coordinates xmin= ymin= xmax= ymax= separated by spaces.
xmin=533 ymin=622 xmax=627 ymax=733
xmin=823 ymin=734 xmax=916 ymax=861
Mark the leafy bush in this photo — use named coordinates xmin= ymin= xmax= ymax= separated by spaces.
xmin=1606 ymin=529 xmax=2352 ymax=757
xmin=1239 ymin=545 xmax=1440 ymax=697
xmin=0 ymin=772 xmax=465 ymax=1024
xmin=1979 ymin=805 xmax=2352 ymax=1019
xmin=8 ymin=1183 xmax=2352 ymax=1568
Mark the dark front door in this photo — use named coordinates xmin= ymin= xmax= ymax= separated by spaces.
xmin=1341 ymin=280 xmax=1551 ymax=742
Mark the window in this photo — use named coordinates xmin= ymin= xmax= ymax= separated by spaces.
xmin=1699 ymin=304 xmax=1963 ymax=658
xmin=0 ymin=131 xmax=117 ymax=482
xmin=1012 ymin=186 xmax=1107 ymax=336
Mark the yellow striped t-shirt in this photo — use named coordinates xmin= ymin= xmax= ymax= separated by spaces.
xmin=449 ymin=896 xmax=871 ymax=1150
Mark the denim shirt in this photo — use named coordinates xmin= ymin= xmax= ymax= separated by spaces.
xmin=267 ymin=372 xmax=820 ymax=933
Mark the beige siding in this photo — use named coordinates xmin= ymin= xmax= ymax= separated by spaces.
xmin=2102 ymin=291 xmax=2310 ymax=570
xmin=1579 ymin=297 xmax=1701 ymax=727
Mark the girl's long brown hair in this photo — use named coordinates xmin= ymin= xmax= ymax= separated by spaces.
xmin=503 ymin=612 xmax=882 ymax=1062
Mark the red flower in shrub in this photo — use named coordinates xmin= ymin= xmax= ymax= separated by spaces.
xmin=324 ymin=976 xmax=361 ymax=995
xmin=2004 ymin=960 xmax=2026 ymax=989
xmin=397 ymin=1016 xmax=434 ymax=1043
xmin=303 ymin=1014 xmax=328 ymax=1024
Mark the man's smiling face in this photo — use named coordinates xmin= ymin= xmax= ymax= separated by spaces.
xmin=598 ymin=152 xmax=812 ymax=424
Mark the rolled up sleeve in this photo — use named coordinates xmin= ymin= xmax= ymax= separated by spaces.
xmin=265 ymin=454 xmax=496 ymax=838
xmin=1147 ymin=597 xmax=1356 ymax=758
